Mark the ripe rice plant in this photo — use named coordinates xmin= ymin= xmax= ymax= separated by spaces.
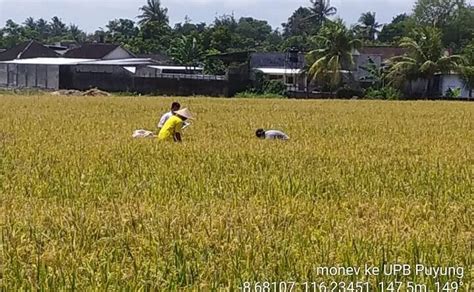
xmin=0 ymin=95 xmax=472 ymax=290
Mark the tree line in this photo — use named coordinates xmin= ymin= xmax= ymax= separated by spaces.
xmin=0 ymin=0 xmax=472 ymax=97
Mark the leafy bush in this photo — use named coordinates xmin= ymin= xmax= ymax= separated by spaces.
xmin=365 ymin=86 xmax=402 ymax=100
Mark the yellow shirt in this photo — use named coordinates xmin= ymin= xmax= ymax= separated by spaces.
xmin=158 ymin=115 xmax=183 ymax=140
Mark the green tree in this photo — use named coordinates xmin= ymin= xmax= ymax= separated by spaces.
xmin=355 ymin=12 xmax=382 ymax=41
xmin=235 ymin=17 xmax=273 ymax=50
xmin=387 ymin=26 xmax=464 ymax=96
xmin=203 ymin=49 xmax=226 ymax=75
xmin=378 ymin=14 xmax=413 ymax=44
xmin=169 ymin=35 xmax=204 ymax=69
xmin=35 ymin=18 xmax=50 ymax=40
xmin=208 ymin=15 xmax=238 ymax=52
xmin=2 ymin=20 xmax=26 ymax=48
xmin=23 ymin=17 xmax=36 ymax=30
xmin=307 ymin=19 xmax=361 ymax=90
xmin=441 ymin=4 xmax=474 ymax=51
xmin=50 ymin=16 xmax=68 ymax=38
xmin=130 ymin=1 xmax=172 ymax=54
xmin=106 ymin=19 xmax=139 ymax=44
xmin=414 ymin=0 xmax=466 ymax=27
xmin=173 ymin=17 xmax=207 ymax=36
xmin=280 ymin=35 xmax=311 ymax=52
xmin=137 ymin=0 xmax=169 ymax=27
xmin=282 ymin=7 xmax=316 ymax=37
xmin=460 ymin=41 xmax=474 ymax=97
xmin=68 ymin=24 xmax=85 ymax=42
xmin=306 ymin=0 xmax=337 ymax=26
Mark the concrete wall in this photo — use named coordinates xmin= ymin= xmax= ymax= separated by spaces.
xmin=0 ymin=64 xmax=7 ymax=87
xmin=440 ymin=74 xmax=471 ymax=98
xmin=60 ymin=65 xmax=239 ymax=97
xmin=0 ymin=63 xmax=59 ymax=89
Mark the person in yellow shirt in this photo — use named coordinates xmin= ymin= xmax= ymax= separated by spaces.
xmin=158 ymin=108 xmax=193 ymax=142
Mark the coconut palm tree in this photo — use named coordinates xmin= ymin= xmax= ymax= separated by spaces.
xmin=68 ymin=24 xmax=85 ymax=42
xmin=24 ymin=17 xmax=36 ymax=30
xmin=307 ymin=19 xmax=361 ymax=90
xmin=137 ymin=0 xmax=169 ymax=27
xmin=305 ymin=0 xmax=337 ymax=26
xmin=387 ymin=26 xmax=464 ymax=97
xmin=50 ymin=16 xmax=67 ymax=37
xmin=356 ymin=12 xmax=382 ymax=40
xmin=35 ymin=18 xmax=50 ymax=39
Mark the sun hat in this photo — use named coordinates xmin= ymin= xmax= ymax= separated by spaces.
xmin=174 ymin=108 xmax=194 ymax=119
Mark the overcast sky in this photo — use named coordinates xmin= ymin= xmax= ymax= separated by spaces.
xmin=0 ymin=0 xmax=446 ymax=33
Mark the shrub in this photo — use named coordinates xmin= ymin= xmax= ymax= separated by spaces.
xmin=365 ymin=86 xmax=402 ymax=100
xmin=263 ymin=80 xmax=287 ymax=96
xmin=241 ymin=72 xmax=288 ymax=98
xmin=445 ymin=87 xmax=461 ymax=98
xmin=235 ymin=91 xmax=285 ymax=99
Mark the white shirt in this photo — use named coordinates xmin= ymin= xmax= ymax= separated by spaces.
xmin=157 ymin=111 xmax=190 ymax=129
xmin=158 ymin=111 xmax=173 ymax=128
xmin=265 ymin=130 xmax=289 ymax=140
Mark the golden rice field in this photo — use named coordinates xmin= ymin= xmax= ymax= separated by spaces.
xmin=0 ymin=94 xmax=472 ymax=290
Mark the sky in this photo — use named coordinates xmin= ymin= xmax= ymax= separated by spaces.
xmin=0 ymin=0 xmax=425 ymax=33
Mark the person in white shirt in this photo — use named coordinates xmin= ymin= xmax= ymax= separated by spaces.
xmin=256 ymin=128 xmax=289 ymax=140
xmin=157 ymin=102 xmax=190 ymax=129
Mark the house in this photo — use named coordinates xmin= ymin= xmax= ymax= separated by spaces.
xmin=354 ymin=46 xmax=408 ymax=84
xmin=64 ymin=43 xmax=135 ymax=60
xmin=0 ymin=40 xmax=59 ymax=61
xmin=250 ymin=51 xmax=306 ymax=91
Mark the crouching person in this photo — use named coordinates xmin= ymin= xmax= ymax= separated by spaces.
xmin=158 ymin=108 xmax=193 ymax=142
xmin=256 ymin=128 xmax=289 ymax=140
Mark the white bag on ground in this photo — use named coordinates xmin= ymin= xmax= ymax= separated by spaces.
xmin=132 ymin=129 xmax=156 ymax=138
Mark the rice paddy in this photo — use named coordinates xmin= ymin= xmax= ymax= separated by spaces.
xmin=0 ymin=95 xmax=472 ymax=290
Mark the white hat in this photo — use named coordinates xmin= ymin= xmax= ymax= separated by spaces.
xmin=174 ymin=108 xmax=194 ymax=119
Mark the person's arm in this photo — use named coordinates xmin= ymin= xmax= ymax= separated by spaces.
xmin=182 ymin=121 xmax=191 ymax=129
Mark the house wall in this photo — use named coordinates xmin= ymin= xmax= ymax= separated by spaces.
xmin=103 ymin=47 xmax=134 ymax=60
xmin=354 ymin=54 xmax=382 ymax=81
xmin=440 ymin=74 xmax=471 ymax=98
xmin=0 ymin=63 xmax=59 ymax=89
